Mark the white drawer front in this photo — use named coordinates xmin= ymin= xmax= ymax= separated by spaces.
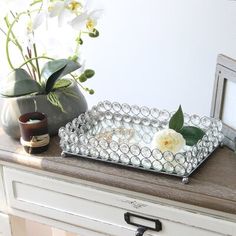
xmin=0 ymin=166 xmax=7 ymax=211
xmin=0 ymin=213 xmax=12 ymax=236
xmin=3 ymin=167 xmax=235 ymax=236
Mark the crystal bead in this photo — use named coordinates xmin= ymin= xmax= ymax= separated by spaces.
xmin=89 ymin=137 xmax=98 ymax=147
xmin=131 ymin=105 xmax=141 ymax=115
xmin=186 ymin=151 xmax=192 ymax=162
xmin=186 ymin=163 xmax=192 ymax=173
xmin=192 ymin=146 xmax=198 ymax=157
xmin=105 ymin=111 xmax=113 ymax=120
xmin=152 ymin=149 xmax=162 ymax=160
xmin=58 ymin=127 xmax=66 ymax=138
xmin=70 ymin=144 xmax=76 ymax=153
xmin=90 ymin=148 xmax=99 ymax=158
xmin=99 ymin=139 xmax=109 ymax=149
xmin=175 ymin=164 xmax=185 ymax=176
xmin=164 ymin=162 xmax=174 ymax=173
xmin=120 ymin=154 xmax=130 ymax=164
xmin=130 ymin=145 xmax=140 ymax=156
xmin=141 ymin=147 xmax=151 ymax=158
xmin=79 ymin=135 xmax=88 ymax=145
xmin=112 ymin=102 xmax=121 ymax=112
xmin=141 ymin=106 xmax=150 ymax=117
xmin=191 ymin=114 xmax=200 ymax=125
xmin=114 ymin=112 xmax=122 ymax=121
xmin=65 ymin=144 xmax=71 ymax=152
xmin=80 ymin=145 xmax=89 ymax=156
xmin=175 ymin=153 xmax=185 ymax=164
xmin=201 ymin=116 xmax=211 ymax=127
xmin=213 ymin=137 xmax=219 ymax=147
xmin=123 ymin=114 xmax=132 ymax=123
xmin=110 ymin=141 xmax=119 ymax=151
xmin=142 ymin=158 xmax=152 ymax=169
xmin=159 ymin=110 xmax=170 ymax=121
xmin=70 ymin=133 xmax=79 ymax=143
xmin=131 ymin=156 xmax=141 ymax=166
xmin=208 ymin=142 xmax=213 ymax=152
xmin=110 ymin=152 xmax=119 ymax=162
xmin=122 ymin=103 xmax=131 ymax=113
xmin=192 ymin=158 xmax=198 ymax=168
xmin=120 ymin=143 xmax=129 ymax=154
xmin=203 ymin=147 xmax=208 ymax=157
xmin=133 ymin=116 xmax=141 ymax=124
xmin=100 ymin=150 xmax=109 ymax=160
xmin=218 ymin=133 xmax=224 ymax=142
xmin=150 ymin=119 xmax=159 ymax=128
xmin=142 ymin=118 xmax=150 ymax=126
xmin=142 ymin=134 xmax=152 ymax=144
xmin=152 ymin=160 xmax=163 ymax=171
xmin=163 ymin=151 xmax=174 ymax=162
xmin=197 ymin=151 xmax=204 ymax=161
xmin=150 ymin=108 xmax=159 ymax=118
xmin=103 ymin=101 xmax=112 ymax=110
xmin=65 ymin=122 xmax=72 ymax=132
xmin=184 ymin=113 xmax=190 ymax=124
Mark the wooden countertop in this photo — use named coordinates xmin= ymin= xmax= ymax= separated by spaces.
xmin=0 ymin=128 xmax=236 ymax=215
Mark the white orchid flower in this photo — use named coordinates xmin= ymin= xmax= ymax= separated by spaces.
xmin=69 ymin=9 xmax=102 ymax=31
xmin=27 ymin=12 xmax=46 ymax=35
xmin=48 ymin=0 xmax=83 ymax=26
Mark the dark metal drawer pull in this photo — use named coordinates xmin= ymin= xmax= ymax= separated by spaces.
xmin=124 ymin=212 xmax=162 ymax=236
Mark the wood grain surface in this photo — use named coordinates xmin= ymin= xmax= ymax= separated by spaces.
xmin=0 ymin=129 xmax=236 ymax=215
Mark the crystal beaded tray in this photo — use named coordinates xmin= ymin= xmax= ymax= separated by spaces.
xmin=59 ymin=101 xmax=224 ymax=184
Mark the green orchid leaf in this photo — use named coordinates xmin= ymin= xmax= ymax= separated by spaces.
xmin=0 ymin=68 xmax=42 ymax=97
xmin=169 ymin=105 xmax=184 ymax=132
xmin=180 ymin=126 xmax=205 ymax=146
xmin=53 ymin=79 xmax=72 ymax=90
xmin=41 ymin=59 xmax=81 ymax=93
xmin=45 ymin=65 xmax=67 ymax=93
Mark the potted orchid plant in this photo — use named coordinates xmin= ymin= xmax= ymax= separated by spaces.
xmin=0 ymin=0 xmax=102 ymax=138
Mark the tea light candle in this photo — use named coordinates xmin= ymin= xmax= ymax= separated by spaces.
xmin=18 ymin=112 xmax=50 ymax=154
xmin=26 ymin=119 xmax=41 ymax=124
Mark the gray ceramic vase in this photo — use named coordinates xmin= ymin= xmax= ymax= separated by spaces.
xmin=0 ymin=81 xmax=88 ymax=139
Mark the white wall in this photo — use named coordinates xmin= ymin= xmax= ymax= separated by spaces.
xmin=82 ymin=0 xmax=236 ymax=116
xmin=1 ymin=0 xmax=236 ymax=116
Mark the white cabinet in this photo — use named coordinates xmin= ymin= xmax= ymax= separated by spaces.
xmin=0 ymin=213 xmax=12 ymax=236
xmin=3 ymin=167 xmax=236 ymax=236
xmin=0 ymin=166 xmax=6 ymax=211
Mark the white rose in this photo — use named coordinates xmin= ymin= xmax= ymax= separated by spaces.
xmin=152 ymin=129 xmax=186 ymax=154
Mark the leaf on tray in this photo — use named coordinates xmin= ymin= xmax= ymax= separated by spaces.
xmin=169 ymin=105 xmax=184 ymax=132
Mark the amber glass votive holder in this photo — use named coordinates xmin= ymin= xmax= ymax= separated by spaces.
xmin=18 ymin=112 xmax=50 ymax=154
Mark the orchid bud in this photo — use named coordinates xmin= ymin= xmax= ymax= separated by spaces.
xmin=79 ymin=74 xmax=87 ymax=82
xmin=84 ymin=69 xmax=95 ymax=78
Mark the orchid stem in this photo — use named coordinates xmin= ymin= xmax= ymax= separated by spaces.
xmin=19 ymin=56 xmax=54 ymax=68
xmin=33 ymin=43 xmax=41 ymax=82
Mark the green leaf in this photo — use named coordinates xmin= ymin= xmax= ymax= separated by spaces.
xmin=41 ymin=59 xmax=81 ymax=93
xmin=45 ymin=65 xmax=67 ymax=93
xmin=47 ymin=92 xmax=65 ymax=113
xmin=180 ymin=126 xmax=205 ymax=146
xmin=41 ymin=59 xmax=80 ymax=81
xmin=0 ymin=68 xmax=42 ymax=97
xmin=169 ymin=105 xmax=184 ymax=132
xmin=53 ymin=79 xmax=72 ymax=90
